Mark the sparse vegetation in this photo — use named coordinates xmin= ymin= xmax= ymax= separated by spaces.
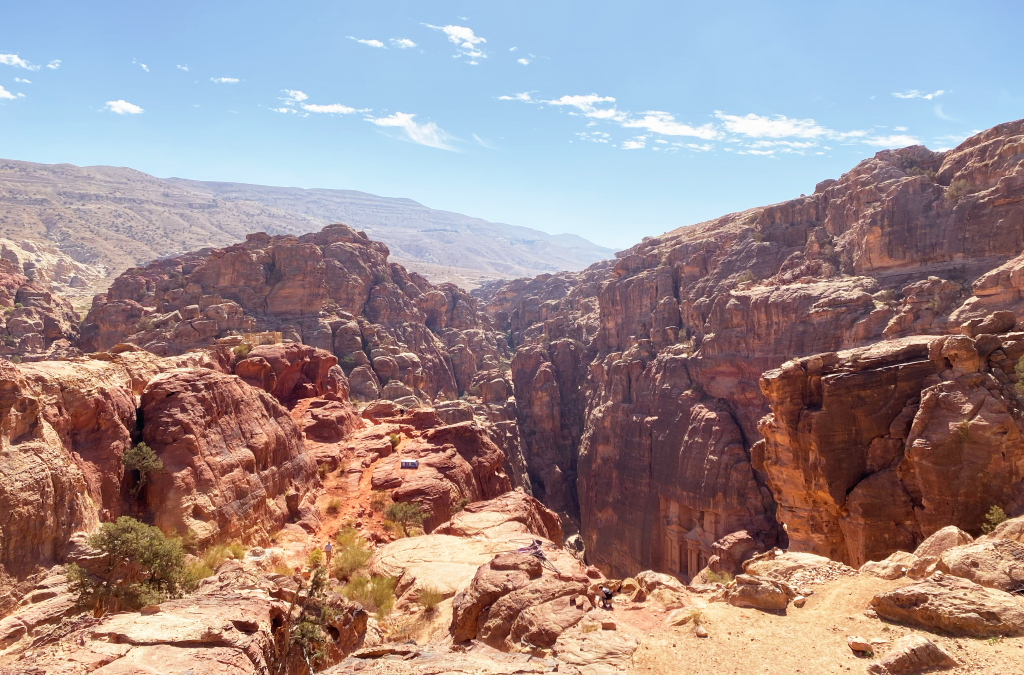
xmin=981 ymin=505 xmax=1008 ymax=534
xmin=278 ymin=566 xmax=333 ymax=670
xmin=326 ymin=498 xmax=343 ymax=515
xmin=136 ymin=316 xmax=155 ymax=331
xmin=14 ymin=302 xmax=22 ymax=309
xmin=452 ymin=497 xmax=470 ymax=514
xmin=317 ymin=464 xmax=329 ymax=479
xmin=342 ymin=575 xmax=396 ymax=619
xmin=66 ymin=516 xmax=191 ymax=614
xmin=338 ymin=355 xmax=358 ymax=373
xmin=388 ymin=432 xmax=401 ymax=449
xmin=945 ymin=179 xmax=971 ymax=202
xmin=384 ymin=501 xmax=426 ymax=537
xmin=418 ymin=584 xmax=443 ymax=613
xmin=956 ymin=419 xmax=971 ymax=442
xmin=370 ymin=490 xmax=390 ymax=512
xmin=906 ymin=166 xmax=936 ymax=180
xmin=232 ymin=343 xmax=251 ymax=358
xmin=9 ymin=354 xmax=21 ymax=364
xmin=1015 ymin=358 xmax=1024 ymax=400
xmin=332 ymin=526 xmax=372 ymax=582
xmin=736 ymin=270 xmax=755 ymax=284
xmin=704 ymin=570 xmax=734 ymax=585
xmin=274 ymin=563 xmax=295 ymax=576
xmin=122 ymin=442 xmax=163 ymax=494
xmin=307 ymin=547 xmax=324 ymax=570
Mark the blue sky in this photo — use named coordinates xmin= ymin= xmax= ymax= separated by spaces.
xmin=1 ymin=1 xmax=1021 ymax=249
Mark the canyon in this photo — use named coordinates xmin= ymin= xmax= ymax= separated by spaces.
xmin=0 ymin=119 xmax=1022 ymax=673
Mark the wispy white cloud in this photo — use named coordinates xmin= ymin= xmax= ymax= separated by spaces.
xmin=892 ymin=89 xmax=945 ymax=100
xmin=471 ymin=133 xmax=495 ymax=149
xmin=211 ymin=77 xmax=239 ymax=83
xmin=132 ymin=58 xmax=149 ymax=72
xmin=622 ymin=137 xmax=647 ymax=150
xmin=347 ymin=36 xmax=385 ymax=48
xmin=176 ymin=64 xmax=188 ymax=72
xmin=510 ymin=46 xmax=518 ymax=52
xmin=303 ymin=103 xmax=361 ymax=114
xmin=14 ymin=77 xmax=29 ymax=83
xmin=714 ymin=112 xmax=831 ymax=138
xmin=860 ymin=134 xmax=921 ymax=147
xmin=0 ymin=85 xmax=24 ymax=100
xmin=0 ymin=54 xmax=38 ymax=70
xmin=46 ymin=59 xmax=60 ymax=70
xmin=498 ymin=92 xmax=534 ymax=102
xmin=104 ymin=99 xmax=143 ymax=114
xmin=542 ymin=94 xmax=627 ymax=121
xmin=367 ymin=112 xmax=453 ymax=150
xmin=517 ymin=58 xmax=531 ymax=65
xmin=281 ymin=90 xmax=308 ymax=105
xmin=624 ymin=111 xmax=721 ymax=139
xmin=576 ymin=131 xmax=610 ymax=144
xmin=934 ymin=104 xmax=955 ymax=121
xmin=390 ymin=38 xmax=417 ymax=49
xmin=424 ymin=24 xmax=487 ymax=62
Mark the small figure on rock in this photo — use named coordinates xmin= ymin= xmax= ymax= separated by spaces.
xmin=599 ymin=585 xmax=614 ymax=610
xmin=324 ymin=539 xmax=333 ymax=567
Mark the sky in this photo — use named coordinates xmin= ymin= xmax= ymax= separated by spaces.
xmin=1 ymin=1 xmax=1021 ymax=250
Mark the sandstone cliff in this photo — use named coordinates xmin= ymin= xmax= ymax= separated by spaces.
xmin=479 ymin=120 xmax=1024 ymax=578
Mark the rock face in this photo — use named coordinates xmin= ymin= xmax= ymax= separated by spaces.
xmin=80 ymin=224 xmax=511 ymax=403
xmin=866 ymin=635 xmax=958 ymax=675
xmin=759 ymin=331 xmax=1024 ymax=567
xmin=477 ymin=120 xmax=1024 ymax=578
xmin=870 ymin=575 xmax=1024 ymax=636
xmin=0 ymin=258 xmax=80 ymax=362
xmin=141 ymin=368 xmax=319 ymax=544
xmin=0 ymin=348 xmax=321 ymax=609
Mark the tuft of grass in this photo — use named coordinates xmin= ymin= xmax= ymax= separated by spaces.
xmin=274 ymin=563 xmax=295 ymax=576
xmin=370 ymin=490 xmax=390 ymax=513
xmin=418 ymin=584 xmax=443 ymax=612
xmin=704 ymin=570 xmax=733 ymax=585
xmin=945 ymin=179 xmax=971 ymax=202
xmin=202 ymin=544 xmax=231 ymax=572
xmin=343 ymin=575 xmax=396 ymax=619
xmin=232 ymin=343 xmax=251 ymax=358
xmin=307 ymin=547 xmax=324 ymax=570
xmin=227 ymin=542 xmax=246 ymax=560
xmin=332 ymin=527 xmax=372 ymax=582
xmin=981 ymin=505 xmax=1008 ymax=534
xmin=451 ymin=497 xmax=470 ymax=515
xmin=317 ymin=464 xmax=329 ymax=479
xmin=326 ymin=498 xmax=343 ymax=515
xmin=388 ymin=432 xmax=401 ymax=449
xmin=956 ymin=419 xmax=971 ymax=442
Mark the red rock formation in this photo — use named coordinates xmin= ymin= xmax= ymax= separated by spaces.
xmin=80 ymin=224 xmax=511 ymax=403
xmin=141 ymin=368 xmax=319 ymax=543
xmin=481 ymin=120 xmax=1024 ymax=578
xmin=0 ymin=258 xmax=80 ymax=362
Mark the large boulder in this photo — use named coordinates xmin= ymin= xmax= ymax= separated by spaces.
xmin=866 ymin=635 xmax=958 ymax=675
xmin=870 ymin=575 xmax=1024 ymax=636
xmin=935 ymin=539 xmax=1024 ymax=592
xmin=724 ymin=574 xmax=792 ymax=611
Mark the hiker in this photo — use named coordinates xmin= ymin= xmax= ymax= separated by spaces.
xmin=324 ymin=540 xmax=333 ymax=567
xmin=599 ymin=585 xmax=613 ymax=610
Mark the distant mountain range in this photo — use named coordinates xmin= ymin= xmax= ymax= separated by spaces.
xmin=0 ymin=158 xmax=615 ymax=294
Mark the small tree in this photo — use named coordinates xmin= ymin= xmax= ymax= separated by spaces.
xmin=68 ymin=516 xmax=189 ymax=614
xmin=981 ymin=505 xmax=1008 ymax=534
xmin=122 ymin=442 xmax=162 ymax=494
xmin=384 ymin=501 xmax=425 ymax=537
xmin=275 ymin=566 xmax=333 ymax=675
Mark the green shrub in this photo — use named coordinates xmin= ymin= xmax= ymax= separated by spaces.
xmin=388 ymin=432 xmax=401 ymax=449
xmin=384 ymin=501 xmax=426 ymax=537
xmin=338 ymin=355 xmax=358 ymax=373
xmin=945 ymin=179 xmax=971 ymax=202
xmin=956 ymin=419 xmax=971 ymax=442
xmin=333 ymin=527 xmax=372 ymax=582
xmin=232 ymin=343 xmax=251 ymax=358
xmin=227 ymin=542 xmax=246 ymax=560
xmin=122 ymin=442 xmax=162 ymax=494
xmin=452 ymin=497 xmax=470 ymax=515
xmin=13 ymin=302 xmax=22 ymax=309
xmin=343 ymin=575 xmax=396 ymax=619
xmin=274 ymin=563 xmax=295 ymax=576
xmin=326 ymin=498 xmax=343 ymax=515
xmin=418 ymin=584 xmax=443 ymax=612
xmin=9 ymin=355 xmax=20 ymax=364
xmin=307 ymin=547 xmax=324 ymax=569
xmin=136 ymin=316 xmax=155 ymax=331
xmin=68 ymin=516 xmax=189 ymax=614
xmin=981 ymin=505 xmax=1008 ymax=534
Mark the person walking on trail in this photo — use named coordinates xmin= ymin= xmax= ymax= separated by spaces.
xmin=324 ymin=540 xmax=333 ymax=568
xmin=599 ymin=585 xmax=613 ymax=610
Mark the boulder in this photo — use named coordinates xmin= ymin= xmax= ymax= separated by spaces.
xmin=935 ymin=539 xmax=1024 ymax=592
xmin=866 ymin=635 xmax=958 ymax=675
xmin=724 ymin=574 xmax=791 ymax=611
xmin=870 ymin=575 xmax=1024 ymax=636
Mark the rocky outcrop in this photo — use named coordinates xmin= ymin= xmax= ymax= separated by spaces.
xmin=140 ymin=368 xmax=319 ymax=545
xmin=758 ymin=330 xmax=1024 ymax=567
xmin=80 ymin=224 xmax=511 ymax=403
xmin=480 ymin=121 xmax=1024 ymax=579
xmin=870 ymin=575 xmax=1024 ymax=636
xmin=0 ymin=348 xmax=321 ymax=609
xmin=866 ymin=635 xmax=958 ymax=675
xmin=0 ymin=259 xmax=80 ymax=362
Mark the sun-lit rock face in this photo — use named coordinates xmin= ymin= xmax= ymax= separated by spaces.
xmin=81 ymin=223 xmax=512 ymax=403
xmin=478 ymin=120 xmax=1024 ymax=578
